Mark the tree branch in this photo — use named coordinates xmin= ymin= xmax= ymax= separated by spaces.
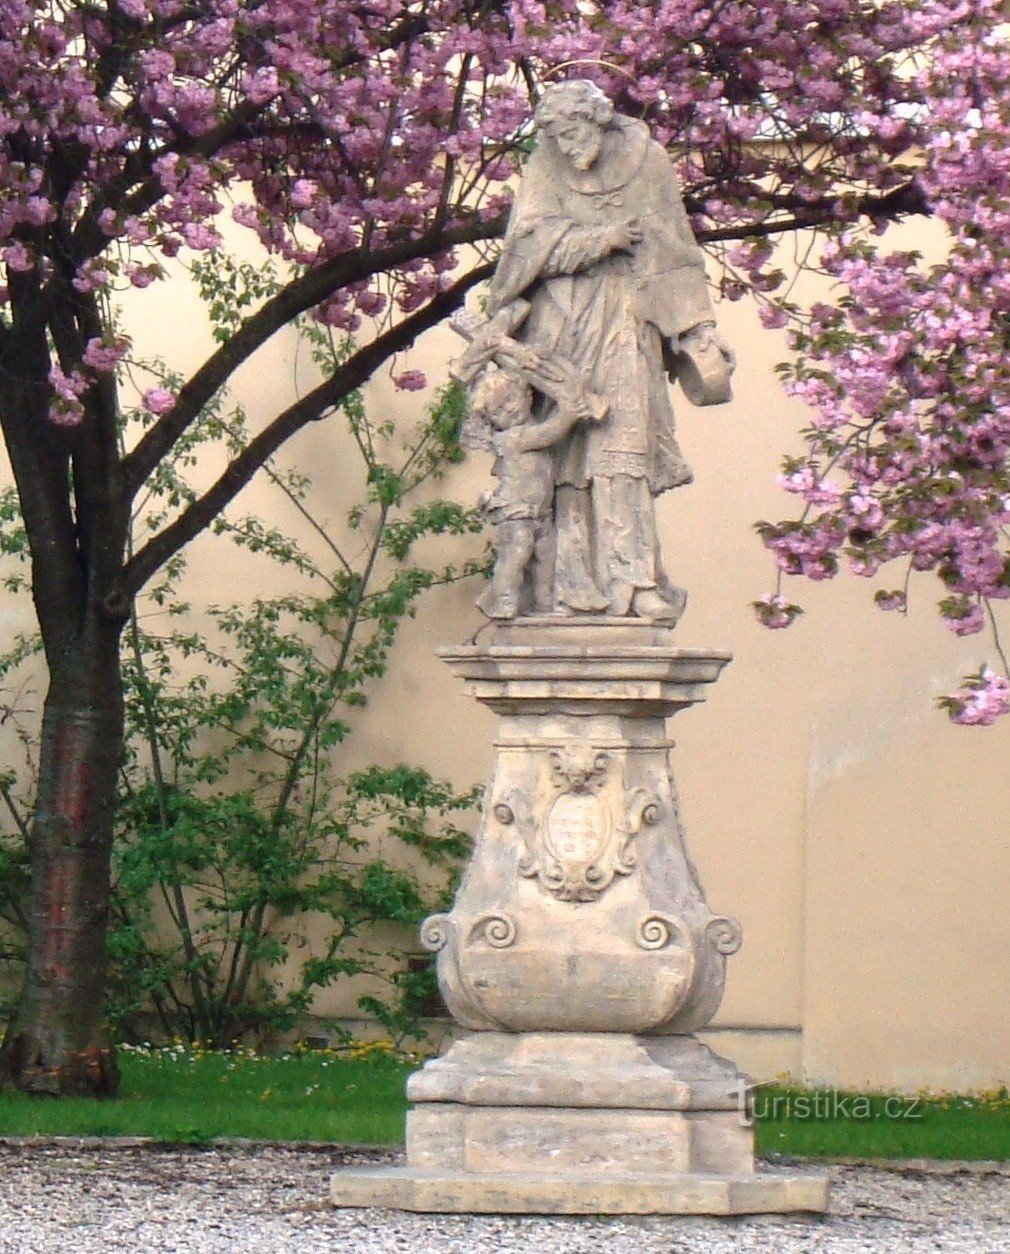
xmin=70 ymin=99 xmax=267 ymax=267
xmin=121 ymin=261 xmax=493 ymax=597
xmin=122 ymin=215 xmax=504 ymax=497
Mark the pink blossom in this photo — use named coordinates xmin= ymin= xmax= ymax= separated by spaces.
xmin=82 ymin=337 xmax=128 ymax=373
xmin=846 ymin=493 xmax=885 ymax=532
xmin=71 ymin=261 xmax=110 ymax=293
xmin=142 ymin=388 xmax=176 ymax=416
xmin=848 ymin=554 xmax=880 ymax=577
xmin=180 ymin=222 xmax=221 ymax=251
xmin=48 ymin=364 xmax=88 ymax=403
xmin=244 ymin=66 xmax=279 ymax=106
xmin=392 ymin=370 xmax=427 ymax=392
xmin=758 ymin=304 xmax=789 ymax=330
xmin=751 ymin=594 xmax=803 ymax=630
xmin=874 ymin=590 xmax=907 ymax=612
xmin=47 ymin=365 xmax=88 ymax=426
xmin=2 ymin=243 xmax=32 ymax=273
xmin=21 ymin=197 xmax=52 ymax=227
xmin=354 ymin=289 xmax=388 ymax=317
xmin=290 ymin=180 xmax=318 ymax=210
xmin=940 ymin=597 xmax=985 ymax=636
xmin=125 ymin=263 xmax=161 ymax=289
xmin=777 ymin=466 xmax=841 ymax=507
xmin=944 ymin=668 xmax=1010 ymax=726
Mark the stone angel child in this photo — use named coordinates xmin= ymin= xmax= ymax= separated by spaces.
xmin=465 ymin=361 xmax=605 ymax=620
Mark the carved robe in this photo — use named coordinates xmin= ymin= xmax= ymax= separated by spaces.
xmin=487 ymin=115 xmax=714 ymax=613
xmin=488 ymin=115 xmax=713 ymax=497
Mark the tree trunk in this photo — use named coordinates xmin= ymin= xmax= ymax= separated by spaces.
xmin=0 ymin=624 xmax=124 ymax=1095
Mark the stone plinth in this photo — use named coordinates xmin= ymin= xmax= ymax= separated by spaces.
xmin=330 ymin=1167 xmax=828 ymax=1216
xmin=331 ymin=622 xmax=828 ymax=1215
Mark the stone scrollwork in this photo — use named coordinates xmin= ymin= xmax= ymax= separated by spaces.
xmin=419 ymin=913 xmax=452 ymax=953
xmin=466 ymin=913 xmax=518 ymax=949
xmin=516 ymin=744 xmax=660 ymax=904
xmin=633 ymin=911 xmax=697 ymax=1026
xmin=706 ymin=914 xmax=744 ymax=955
xmin=635 ymin=912 xmax=690 ymax=952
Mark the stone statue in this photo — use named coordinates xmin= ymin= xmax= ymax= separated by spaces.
xmin=467 ymin=366 xmax=605 ymax=620
xmin=333 ymin=83 xmax=827 ymax=1219
xmin=453 ymin=79 xmax=734 ymax=623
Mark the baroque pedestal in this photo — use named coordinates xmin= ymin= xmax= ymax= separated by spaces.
xmin=331 ymin=620 xmax=828 ymax=1214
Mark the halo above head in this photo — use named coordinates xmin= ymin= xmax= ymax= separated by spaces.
xmin=540 ymin=59 xmax=637 ymax=85
xmin=534 ymin=79 xmax=615 ymax=132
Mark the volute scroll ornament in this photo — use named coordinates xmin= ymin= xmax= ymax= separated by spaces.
xmin=706 ymin=914 xmax=744 ymax=955
xmin=635 ymin=912 xmax=691 ymax=953
xmin=466 ymin=912 xmax=518 ymax=949
xmin=419 ymin=913 xmax=452 ymax=953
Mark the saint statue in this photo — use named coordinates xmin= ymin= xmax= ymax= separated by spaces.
xmin=454 ymin=80 xmax=734 ymax=622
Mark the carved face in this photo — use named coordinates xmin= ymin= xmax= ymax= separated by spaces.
xmin=546 ymin=116 xmax=603 ymax=171
xmin=551 ymin=744 xmax=608 ymax=791
xmin=494 ymin=387 xmax=530 ymax=429
xmin=481 ymin=375 xmax=531 ymax=430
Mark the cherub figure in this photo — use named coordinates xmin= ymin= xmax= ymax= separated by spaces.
xmin=468 ymin=366 xmax=602 ymax=620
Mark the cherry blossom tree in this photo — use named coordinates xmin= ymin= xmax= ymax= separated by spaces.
xmin=0 ymin=0 xmax=991 ymax=1092
xmin=750 ymin=2 xmax=1010 ymax=727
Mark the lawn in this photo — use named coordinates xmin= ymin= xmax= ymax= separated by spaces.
xmin=754 ymin=1083 xmax=1010 ymax=1161
xmin=0 ymin=1045 xmax=1008 ymax=1160
xmin=0 ymin=1044 xmax=413 ymax=1145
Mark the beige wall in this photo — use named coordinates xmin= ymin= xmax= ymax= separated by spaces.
xmin=283 ymin=290 xmax=1010 ymax=1091
xmin=4 ymin=241 xmax=1008 ymax=1092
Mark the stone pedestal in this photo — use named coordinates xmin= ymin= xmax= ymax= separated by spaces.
xmin=331 ymin=621 xmax=828 ymax=1214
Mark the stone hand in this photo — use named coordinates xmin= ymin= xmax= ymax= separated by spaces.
xmin=527 ymin=355 xmax=569 ymax=385
xmin=681 ymin=321 xmax=736 ymax=370
xmin=574 ymin=392 xmax=608 ymax=423
xmin=605 ymin=217 xmax=643 ymax=253
xmin=497 ymin=343 xmax=547 ymax=374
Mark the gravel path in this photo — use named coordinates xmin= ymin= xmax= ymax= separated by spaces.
xmin=0 ymin=1143 xmax=1007 ymax=1252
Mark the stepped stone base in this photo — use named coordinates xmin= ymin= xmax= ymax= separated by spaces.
xmin=329 ymin=623 xmax=830 ymax=1217
xmin=329 ymin=1167 xmax=830 ymax=1215
xmin=330 ymin=1032 xmax=829 ymax=1215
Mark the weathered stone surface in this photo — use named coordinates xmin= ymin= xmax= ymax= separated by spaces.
xmin=449 ymin=79 xmax=734 ymax=624
xmin=329 ymin=618 xmax=828 ymax=1214
xmin=329 ymin=1167 xmax=830 ymax=1216
xmin=333 ymin=83 xmax=824 ymax=1220
xmin=406 ymin=1105 xmax=753 ymax=1176
xmin=405 ymin=1032 xmax=745 ymax=1110
xmin=425 ymin=624 xmax=737 ymax=1036
xmin=439 ymin=629 xmax=732 ymax=717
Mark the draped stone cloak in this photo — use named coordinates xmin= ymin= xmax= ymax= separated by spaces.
xmin=487 ymin=115 xmax=714 ymax=496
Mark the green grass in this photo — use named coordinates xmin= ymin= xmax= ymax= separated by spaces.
xmin=0 ymin=1045 xmax=413 ymax=1144
xmin=754 ymin=1085 xmax=1010 ymax=1161
xmin=0 ymin=1050 xmax=1008 ymax=1161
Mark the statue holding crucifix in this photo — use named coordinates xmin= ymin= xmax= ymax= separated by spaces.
xmin=451 ymin=79 xmax=734 ymax=624
xmin=332 ymin=80 xmax=829 ymax=1222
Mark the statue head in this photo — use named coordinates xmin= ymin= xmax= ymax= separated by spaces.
xmin=535 ymin=79 xmax=615 ymax=171
xmin=469 ymin=368 xmax=532 ymax=432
